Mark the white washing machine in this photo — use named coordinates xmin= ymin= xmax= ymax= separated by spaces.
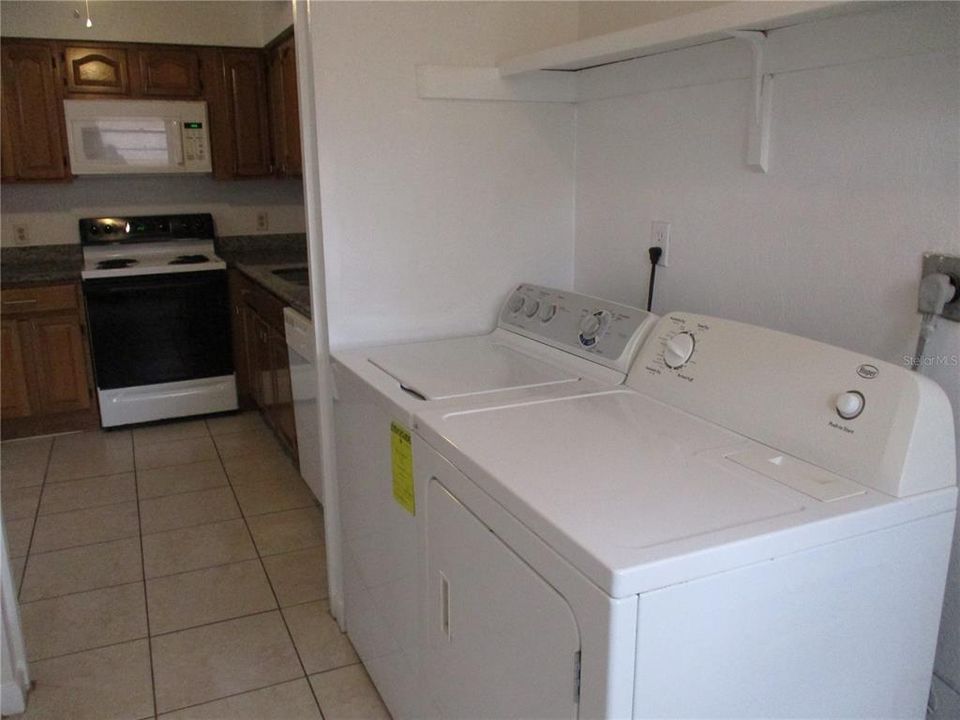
xmin=331 ymin=284 xmax=657 ymax=719
xmin=413 ymin=312 xmax=957 ymax=719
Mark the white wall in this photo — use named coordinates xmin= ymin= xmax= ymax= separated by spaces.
xmin=573 ymin=3 xmax=960 ymax=713
xmin=577 ymin=1 xmax=726 ymax=39
xmin=0 ymin=1 xmax=274 ymax=47
xmin=309 ymin=1 xmax=579 ymax=348
xmin=1 ymin=177 xmax=305 ymax=246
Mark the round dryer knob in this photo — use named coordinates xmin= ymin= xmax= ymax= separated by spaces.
xmin=664 ymin=332 xmax=695 ymax=369
xmin=836 ymin=391 xmax=865 ymax=420
xmin=539 ymin=303 xmax=557 ymax=323
xmin=579 ymin=312 xmax=602 ymax=339
xmin=524 ymin=299 xmax=540 ymax=318
xmin=507 ymin=294 xmax=525 ymax=313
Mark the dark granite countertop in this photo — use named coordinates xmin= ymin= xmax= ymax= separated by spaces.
xmin=236 ymin=262 xmax=312 ymax=319
xmin=1 ymin=245 xmax=83 ymax=287
xmin=216 ymin=234 xmax=312 ymax=318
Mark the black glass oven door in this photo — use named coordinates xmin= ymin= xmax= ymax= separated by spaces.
xmin=83 ymin=271 xmax=233 ymax=390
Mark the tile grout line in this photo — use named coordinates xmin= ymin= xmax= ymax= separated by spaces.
xmin=17 ymin=437 xmax=56 ymax=602
xmin=209 ymin=417 xmax=328 ymax=717
xmin=132 ymin=431 xmax=162 ymax=719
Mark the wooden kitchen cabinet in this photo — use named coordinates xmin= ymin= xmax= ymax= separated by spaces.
xmin=267 ymin=33 xmax=301 ymax=177
xmin=62 ymin=45 xmax=130 ymax=95
xmin=1 ymin=284 xmax=98 ymax=439
xmin=137 ymin=47 xmax=202 ymax=97
xmin=211 ymin=49 xmax=273 ymax=178
xmin=1 ymin=40 xmax=70 ymax=181
xmin=228 ymin=270 xmax=298 ymax=457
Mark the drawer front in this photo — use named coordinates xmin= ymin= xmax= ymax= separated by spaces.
xmin=241 ymin=280 xmax=286 ymax=332
xmin=1 ymin=284 xmax=78 ymax=315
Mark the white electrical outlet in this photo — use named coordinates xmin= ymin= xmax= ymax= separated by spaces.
xmin=256 ymin=211 xmax=269 ymax=232
xmin=13 ymin=225 xmax=30 ymax=246
xmin=651 ymin=221 xmax=671 ymax=267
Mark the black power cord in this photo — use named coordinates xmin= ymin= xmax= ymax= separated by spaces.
xmin=647 ymin=246 xmax=663 ymax=312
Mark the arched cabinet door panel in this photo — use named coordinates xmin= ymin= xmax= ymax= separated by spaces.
xmin=63 ymin=46 xmax=130 ymax=95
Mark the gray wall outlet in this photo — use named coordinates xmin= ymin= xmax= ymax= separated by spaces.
xmin=921 ymin=253 xmax=960 ymax=322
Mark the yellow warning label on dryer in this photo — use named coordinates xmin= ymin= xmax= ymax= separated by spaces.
xmin=391 ymin=422 xmax=415 ymax=515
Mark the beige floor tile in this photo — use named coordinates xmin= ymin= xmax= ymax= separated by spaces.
xmin=233 ymin=476 xmax=317 ymax=517
xmin=133 ymin=419 xmax=210 ymax=446
xmin=21 ymin=582 xmax=147 ymax=661
xmin=158 ymin=678 xmax=322 ymax=720
xmin=140 ymin=486 xmax=240 ymax=535
xmin=1 ymin=461 xmax=46 ymax=489
xmin=262 ymin=546 xmax=328 ymax=607
xmin=38 ymin=472 xmax=136 ymax=515
xmin=20 ymin=639 xmax=153 ymax=720
xmin=214 ymin=426 xmax=284 ymax=460
xmin=206 ymin=411 xmax=268 ymax=437
xmin=309 ymin=664 xmax=389 ymax=720
xmin=2 ymin=485 xmax=41 ymax=520
xmin=247 ymin=506 xmax=325 ymax=557
xmin=6 ymin=516 xmax=34 ymax=557
xmin=137 ymin=459 xmax=228 ymax=500
xmin=142 ymin=519 xmax=257 ymax=579
xmin=283 ymin=600 xmax=358 ymax=675
xmin=151 ymin=611 xmax=302 ymax=714
xmin=1 ymin=436 xmax=52 ymax=469
xmin=9 ymin=555 xmax=26 ymax=593
xmin=147 ymin=559 xmax=276 ymax=635
xmin=46 ymin=431 xmax=134 ymax=483
xmin=223 ymin=449 xmax=302 ymax=487
xmin=135 ymin=436 xmax=218 ymax=471
xmin=20 ymin=537 xmax=142 ymax=602
xmin=31 ymin=501 xmax=139 ymax=553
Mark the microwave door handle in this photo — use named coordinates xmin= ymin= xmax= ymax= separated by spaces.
xmin=171 ymin=120 xmax=184 ymax=166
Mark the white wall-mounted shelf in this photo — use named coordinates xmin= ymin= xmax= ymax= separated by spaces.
xmin=497 ymin=1 xmax=855 ymax=76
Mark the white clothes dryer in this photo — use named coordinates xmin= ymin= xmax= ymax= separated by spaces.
xmin=331 ymin=284 xmax=657 ymax=719
xmin=413 ymin=312 xmax=957 ymax=719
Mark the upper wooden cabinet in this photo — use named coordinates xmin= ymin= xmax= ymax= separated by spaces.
xmin=137 ymin=47 xmax=202 ymax=97
xmin=215 ymin=49 xmax=273 ymax=178
xmin=63 ymin=45 xmax=130 ymax=95
xmin=0 ymin=40 xmax=70 ymax=181
xmin=267 ymin=34 xmax=301 ymax=177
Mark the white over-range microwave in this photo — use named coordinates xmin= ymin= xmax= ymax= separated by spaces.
xmin=63 ymin=99 xmax=212 ymax=175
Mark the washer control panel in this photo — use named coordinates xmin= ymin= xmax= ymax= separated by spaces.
xmin=628 ymin=312 xmax=955 ymax=498
xmin=498 ymin=284 xmax=657 ymax=373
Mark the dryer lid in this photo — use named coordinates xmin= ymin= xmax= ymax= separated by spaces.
xmin=367 ymin=335 xmax=581 ymax=400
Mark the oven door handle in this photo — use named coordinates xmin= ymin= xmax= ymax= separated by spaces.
xmin=84 ymin=277 xmax=221 ymax=295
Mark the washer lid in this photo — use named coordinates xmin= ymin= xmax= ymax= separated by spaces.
xmin=418 ymin=389 xmax=882 ymax=595
xmin=367 ymin=335 xmax=582 ymax=400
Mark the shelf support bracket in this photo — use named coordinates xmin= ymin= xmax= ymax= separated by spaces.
xmin=729 ymin=30 xmax=772 ymax=173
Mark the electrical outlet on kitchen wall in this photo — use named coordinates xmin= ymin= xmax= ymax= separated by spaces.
xmin=13 ymin=225 xmax=30 ymax=246
xmin=256 ymin=211 xmax=269 ymax=232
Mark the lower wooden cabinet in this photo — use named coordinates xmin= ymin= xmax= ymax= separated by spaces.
xmin=228 ymin=271 xmax=298 ymax=458
xmin=1 ymin=283 xmax=98 ymax=439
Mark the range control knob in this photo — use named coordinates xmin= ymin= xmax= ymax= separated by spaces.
xmin=524 ymin=299 xmax=540 ymax=318
xmin=663 ymin=332 xmax=695 ymax=369
xmin=835 ymin=391 xmax=865 ymax=420
xmin=507 ymin=294 xmax=525 ymax=314
xmin=539 ymin=303 xmax=557 ymax=323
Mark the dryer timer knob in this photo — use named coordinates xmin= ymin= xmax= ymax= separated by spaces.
xmin=664 ymin=332 xmax=695 ymax=368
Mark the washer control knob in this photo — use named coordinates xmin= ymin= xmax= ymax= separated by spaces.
xmin=579 ymin=313 xmax=601 ymax=339
xmin=664 ymin=332 xmax=695 ymax=369
xmin=524 ymin=299 xmax=540 ymax=318
xmin=836 ymin=391 xmax=865 ymax=420
xmin=539 ymin=303 xmax=557 ymax=323
xmin=507 ymin=294 xmax=525 ymax=314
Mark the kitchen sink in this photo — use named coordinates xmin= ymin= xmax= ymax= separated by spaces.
xmin=272 ymin=266 xmax=309 ymax=287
